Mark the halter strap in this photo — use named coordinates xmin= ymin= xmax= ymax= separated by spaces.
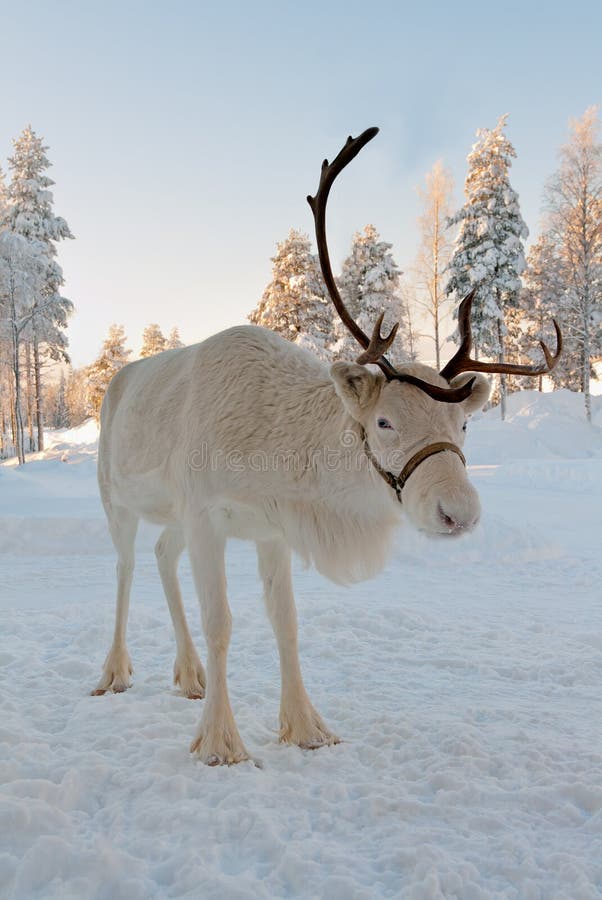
xmin=361 ymin=430 xmax=466 ymax=504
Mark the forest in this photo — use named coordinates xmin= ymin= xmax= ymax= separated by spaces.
xmin=1 ymin=109 xmax=601 ymax=463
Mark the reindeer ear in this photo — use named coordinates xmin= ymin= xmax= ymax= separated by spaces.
xmin=330 ymin=362 xmax=380 ymax=420
xmin=450 ymin=373 xmax=491 ymax=413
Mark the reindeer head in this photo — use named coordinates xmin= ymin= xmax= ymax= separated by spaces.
xmin=307 ymin=128 xmax=562 ymax=535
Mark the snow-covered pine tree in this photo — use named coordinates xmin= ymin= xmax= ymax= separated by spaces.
xmin=5 ymin=126 xmax=74 ymax=449
xmin=544 ymin=107 xmax=602 ymax=421
xmin=332 ymin=224 xmax=411 ymax=366
xmin=249 ymin=229 xmax=333 ymax=360
xmin=86 ymin=325 xmax=131 ymax=421
xmin=445 ymin=115 xmax=528 ymax=419
xmin=140 ymin=323 xmax=167 ymax=357
xmin=165 ymin=327 xmax=184 ymax=349
xmin=510 ymin=233 xmax=568 ymax=391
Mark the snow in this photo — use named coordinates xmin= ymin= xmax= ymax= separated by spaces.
xmin=1 ymin=393 xmax=601 ymax=899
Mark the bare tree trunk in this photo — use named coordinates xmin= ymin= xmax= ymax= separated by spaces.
xmin=7 ymin=272 xmax=26 ymax=465
xmin=497 ymin=318 xmax=507 ymax=422
xmin=433 ymin=215 xmax=441 ymax=371
xmin=9 ymin=375 xmax=16 ymax=451
xmin=0 ymin=404 xmax=5 ymax=459
xmin=10 ymin=321 xmax=25 ymax=465
xmin=25 ymin=342 xmax=35 ymax=452
xmin=33 ymin=330 xmax=44 ymax=452
xmin=582 ymin=320 xmax=592 ymax=424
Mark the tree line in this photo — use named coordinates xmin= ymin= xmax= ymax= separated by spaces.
xmin=0 ymin=127 xmax=185 ymax=461
xmin=249 ymin=109 xmax=602 ymax=422
xmin=2 ymin=109 xmax=600 ymax=464
xmin=37 ymin=322 xmax=184 ymax=435
xmin=0 ymin=127 xmax=73 ymax=463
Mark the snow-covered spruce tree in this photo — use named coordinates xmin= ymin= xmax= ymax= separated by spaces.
xmin=5 ymin=126 xmax=74 ymax=449
xmin=413 ymin=161 xmax=454 ymax=369
xmin=249 ymin=229 xmax=334 ymax=360
xmin=165 ymin=326 xmax=184 ymax=349
xmin=544 ymin=107 xmax=602 ymax=422
xmin=332 ymin=224 xmax=411 ymax=366
xmin=140 ymin=323 xmax=167 ymax=357
xmin=86 ymin=325 xmax=131 ymax=422
xmin=445 ymin=115 xmax=528 ymax=419
xmin=510 ymin=233 xmax=568 ymax=391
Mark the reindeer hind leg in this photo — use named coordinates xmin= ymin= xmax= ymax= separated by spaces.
xmin=93 ymin=502 xmax=138 ymax=695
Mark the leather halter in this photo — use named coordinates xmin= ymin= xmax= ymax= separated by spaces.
xmin=361 ymin=429 xmax=466 ymax=504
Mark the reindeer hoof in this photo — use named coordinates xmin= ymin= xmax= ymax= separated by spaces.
xmin=174 ymin=656 xmax=206 ymax=700
xmin=300 ymin=734 xmax=341 ymax=750
xmin=190 ymin=725 xmax=250 ymax=766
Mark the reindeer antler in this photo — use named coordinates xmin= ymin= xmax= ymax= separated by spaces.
xmin=441 ymin=289 xmax=563 ymax=380
xmin=307 ymin=128 xmax=474 ymax=404
xmin=306 ymin=129 xmax=384 ymax=361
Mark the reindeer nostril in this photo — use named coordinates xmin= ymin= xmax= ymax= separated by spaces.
xmin=439 ymin=507 xmax=459 ymax=531
xmin=437 ymin=504 xmax=479 ymax=534
xmin=438 ymin=504 xmax=462 ymax=533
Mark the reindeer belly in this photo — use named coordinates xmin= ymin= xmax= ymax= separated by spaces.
xmin=208 ymin=501 xmax=281 ymax=541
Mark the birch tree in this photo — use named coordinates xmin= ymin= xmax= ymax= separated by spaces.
xmin=166 ymin=327 xmax=184 ymax=349
xmin=0 ymin=233 xmax=46 ymax=463
xmin=413 ymin=161 xmax=454 ymax=369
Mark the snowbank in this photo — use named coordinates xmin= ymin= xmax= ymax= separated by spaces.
xmin=467 ymin=388 xmax=602 ymax=464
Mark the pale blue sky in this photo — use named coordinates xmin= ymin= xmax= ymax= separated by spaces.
xmin=1 ymin=0 xmax=600 ymax=365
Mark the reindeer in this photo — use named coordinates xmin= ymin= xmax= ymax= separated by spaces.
xmin=93 ymin=128 xmax=561 ymax=765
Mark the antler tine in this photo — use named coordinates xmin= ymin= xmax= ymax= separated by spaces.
xmin=356 ymin=313 xmax=399 ymax=365
xmin=441 ymin=289 xmax=563 ymax=380
xmin=540 ymin=320 xmax=563 ymax=369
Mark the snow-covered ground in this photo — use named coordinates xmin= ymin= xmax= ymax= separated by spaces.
xmin=1 ymin=391 xmax=601 ymax=899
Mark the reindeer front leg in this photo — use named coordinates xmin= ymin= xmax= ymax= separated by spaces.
xmin=186 ymin=510 xmax=249 ymax=765
xmin=257 ymin=538 xmax=339 ymax=749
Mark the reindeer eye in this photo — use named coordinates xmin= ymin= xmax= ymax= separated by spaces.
xmin=377 ymin=418 xmax=393 ymax=430
xmin=462 ymin=421 xmax=468 ymax=432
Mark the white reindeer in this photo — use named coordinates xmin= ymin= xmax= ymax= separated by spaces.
xmin=93 ymin=129 xmax=561 ymax=765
